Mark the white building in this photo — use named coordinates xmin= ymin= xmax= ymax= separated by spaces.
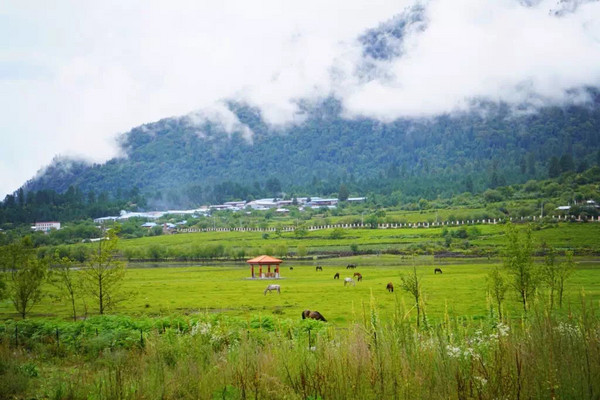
xmin=32 ymin=221 xmax=61 ymax=232
xmin=347 ymin=197 xmax=367 ymax=203
xmin=247 ymin=198 xmax=278 ymax=209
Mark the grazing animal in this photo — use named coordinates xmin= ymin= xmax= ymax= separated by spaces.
xmin=346 ymin=264 xmax=356 ymax=269
xmin=264 ymin=284 xmax=281 ymax=295
xmin=316 ymin=265 xmax=323 ymax=271
xmin=333 ymin=272 xmax=340 ymax=279
xmin=344 ymin=277 xmax=356 ymax=286
xmin=302 ymin=310 xmax=327 ymax=322
xmin=353 ymin=272 xmax=363 ymax=281
xmin=434 ymin=268 xmax=443 ymax=274
xmin=386 ymin=282 xmax=394 ymax=293
xmin=290 ymin=267 xmax=293 ymax=270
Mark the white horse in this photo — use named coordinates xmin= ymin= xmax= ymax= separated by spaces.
xmin=264 ymin=284 xmax=281 ymax=295
xmin=344 ymin=277 xmax=355 ymax=287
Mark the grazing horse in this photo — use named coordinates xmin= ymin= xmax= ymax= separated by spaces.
xmin=386 ymin=282 xmax=394 ymax=293
xmin=344 ymin=277 xmax=356 ymax=286
xmin=290 ymin=267 xmax=293 ymax=270
xmin=316 ymin=265 xmax=323 ymax=272
xmin=353 ymin=272 xmax=363 ymax=282
xmin=333 ymin=272 xmax=340 ymax=279
xmin=302 ymin=310 xmax=327 ymax=322
xmin=434 ymin=268 xmax=443 ymax=274
xmin=346 ymin=264 xmax=357 ymax=269
xmin=264 ymin=284 xmax=281 ymax=295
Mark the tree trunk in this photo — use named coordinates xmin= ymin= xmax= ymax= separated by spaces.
xmin=415 ymin=295 xmax=420 ymax=328
xmin=99 ymin=275 xmax=104 ymax=315
xmin=497 ymin=299 xmax=503 ymax=320
xmin=558 ymin=283 xmax=564 ymax=308
xmin=71 ymin=296 xmax=77 ymax=322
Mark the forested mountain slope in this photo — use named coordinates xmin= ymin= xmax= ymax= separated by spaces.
xmin=22 ymin=98 xmax=600 ymax=208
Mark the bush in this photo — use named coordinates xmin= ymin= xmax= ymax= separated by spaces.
xmin=483 ymin=189 xmax=504 ymax=203
xmin=147 ymin=245 xmax=167 ymax=261
xmin=329 ymin=228 xmax=345 ymax=239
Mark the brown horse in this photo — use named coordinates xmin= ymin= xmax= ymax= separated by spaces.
xmin=302 ymin=310 xmax=327 ymax=322
xmin=333 ymin=272 xmax=340 ymax=279
xmin=434 ymin=268 xmax=443 ymax=274
xmin=353 ymin=272 xmax=362 ymax=281
xmin=386 ymin=282 xmax=394 ymax=292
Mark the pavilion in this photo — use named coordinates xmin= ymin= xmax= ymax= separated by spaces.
xmin=246 ymin=255 xmax=282 ymax=279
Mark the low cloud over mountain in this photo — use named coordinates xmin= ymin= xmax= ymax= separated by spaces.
xmin=2 ymin=0 xmax=600 ymax=197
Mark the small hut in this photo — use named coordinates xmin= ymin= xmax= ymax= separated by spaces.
xmin=246 ymin=255 xmax=282 ymax=279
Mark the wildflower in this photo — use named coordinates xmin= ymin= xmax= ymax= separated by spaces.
xmin=446 ymin=345 xmax=462 ymax=358
xmin=210 ymin=333 xmax=222 ymax=344
xmin=420 ymin=338 xmax=437 ymax=350
xmin=464 ymin=347 xmax=480 ymax=359
xmin=473 ymin=376 xmax=488 ymax=386
xmin=191 ymin=322 xmax=212 ymax=336
xmin=497 ymin=323 xmax=510 ymax=337
xmin=554 ymin=322 xmax=580 ymax=337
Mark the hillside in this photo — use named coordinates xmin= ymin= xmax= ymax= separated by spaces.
xmin=16 ymin=3 xmax=600 ymax=209
xmin=22 ymin=98 xmax=600 ymax=208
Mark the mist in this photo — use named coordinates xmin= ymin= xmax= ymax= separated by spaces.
xmin=1 ymin=0 xmax=600 ymax=197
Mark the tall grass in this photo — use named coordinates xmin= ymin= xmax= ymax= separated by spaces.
xmin=1 ymin=297 xmax=599 ymax=399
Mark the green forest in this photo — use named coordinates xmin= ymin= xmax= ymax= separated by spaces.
xmin=15 ymin=98 xmax=600 ymax=211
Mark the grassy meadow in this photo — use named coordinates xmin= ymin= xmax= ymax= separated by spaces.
xmin=117 ymin=222 xmax=600 ymax=258
xmin=1 ymin=254 xmax=599 ymax=324
xmin=1 ymin=255 xmax=599 ymax=399
xmin=2 ymin=222 xmax=600 ymax=399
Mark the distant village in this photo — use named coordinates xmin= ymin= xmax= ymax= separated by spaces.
xmin=90 ymin=196 xmax=367 ymax=225
xmin=25 ymin=196 xmax=365 ymax=233
xmin=27 ymin=197 xmax=599 ymax=233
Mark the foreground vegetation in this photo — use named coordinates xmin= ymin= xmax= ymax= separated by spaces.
xmin=1 ymin=218 xmax=599 ymax=398
xmin=1 ymin=297 xmax=599 ymax=399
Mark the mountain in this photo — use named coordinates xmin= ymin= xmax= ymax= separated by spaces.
xmin=21 ymin=96 xmax=600 ymax=208
xmin=14 ymin=5 xmax=600 ymax=209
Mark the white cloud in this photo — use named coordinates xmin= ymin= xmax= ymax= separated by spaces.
xmin=186 ymin=102 xmax=253 ymax=141
xmin=1 ymin=0 xmax=600 ymax=198
xmin=342 ymin=0 xmax=600 ymax=119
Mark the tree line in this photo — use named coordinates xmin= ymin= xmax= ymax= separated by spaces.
xmin=0 ymin=227 xmax=125 ymax=320
xmin=399 ymin=224 xmax=575 ymax=328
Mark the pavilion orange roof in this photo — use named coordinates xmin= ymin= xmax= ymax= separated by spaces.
xmin=246 ymin=255 xmax=283 ymax=264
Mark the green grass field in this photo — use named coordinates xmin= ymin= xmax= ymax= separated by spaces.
xmin=116 ymin=222 xmax=600 ymax=257
xmin=2 ymin=255 xmax=598 ymax=324
xmin=2 ymin=223 xmax=600 ymax=399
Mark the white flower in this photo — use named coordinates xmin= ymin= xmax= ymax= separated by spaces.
xmin=497 ymin=323 xmax=510 ymax=337
xmin=191 ymin=322 xmax=212 ymax=336
xmin=446 ymin=345 xmax=462 ymax=358
xmin=554 ymin=322 xmax=580 ymax=337
xmin=473 ymin=376 xmax=488 ymax=386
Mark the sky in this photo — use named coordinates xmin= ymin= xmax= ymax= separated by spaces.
xmin=1 ymin=0 xmax=600 ymax=198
